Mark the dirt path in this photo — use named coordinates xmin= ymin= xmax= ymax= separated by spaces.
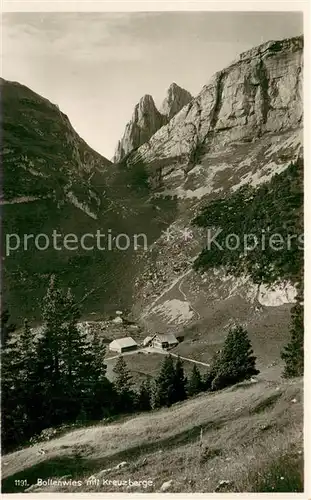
xmin=105 ymin=347 xmax=210 ymax=367
xmin=148 ymin=348 xmax=210 ymax=367
xmin=141 ymin=268 xmax=193 ymax=319
xmin=178 ymin=272 xmax=201 ymax=321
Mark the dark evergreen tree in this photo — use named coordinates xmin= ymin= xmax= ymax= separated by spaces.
xmin=60 ymin=289 xmax=88 ymax=421
xmin=79 ymin=328 xmax=116 ymax=420
xmin=16 ymin=319 xmax=38 ymax=437
xmin=33 ymin=276 xmax=68 ymax=427
xmin=210 ymin=326 xmax=259 ymax=391
xmin=113 ymin=356 xmax=135 ymax=412
xmin=281 ymin=287 xmax=304 ymax=378
xmin=2 ymin=282 xmax=119 ymax=451
xmin=188 ymin=364 xmax=203 ymax=396
xmin=137 ymin=378 xmax=152 ymax=412
xmin=1 ymin=312 xmax=21 ymax=452
xmin=173 ymin=356 xmax=187 ymax=403
xmin=203 ymin=350 xmax=221 ymax=391
xmin=33 ymin=278 xmax=117 ymax=428
xmin=1 ymin=308 xmax=16 ymax=347
xmin=154 ymin=354 xmax=176 ymax=408
xmin=1 ymin=317 xmax=37 ymax=451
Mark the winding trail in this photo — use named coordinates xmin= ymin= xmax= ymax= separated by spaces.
xmin=154 ymin=349 xmax=210 ymax=367
xmin=141 ymin=268 xmax=193 ymax=319
xmin=105 ymin=346 xmax=210 ymax=368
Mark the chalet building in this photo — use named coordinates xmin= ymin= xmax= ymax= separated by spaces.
xmin=109 ymin=337 xmax=138 ymax=354
xmin=152 ymin=333 xmax=178 ymax=350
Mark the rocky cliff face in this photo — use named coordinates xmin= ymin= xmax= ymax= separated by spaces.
xmin=113 ymin=83 xmax=193 ymax=163
xmin=160 ymin=82 xmax=192 ymax=120
xmin=129 ymin=36 xmax=302 ymax=175
xmin=113 ymin=94 xmax=165 ymax=163
xmin=1 ymin=77 xmax=112 ymax=218
xmin=128 ymin=35 xmax=303 ymax=359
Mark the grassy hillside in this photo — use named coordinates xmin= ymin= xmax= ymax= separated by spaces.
xmin=2 ymin=371 xmax=303 ymax=493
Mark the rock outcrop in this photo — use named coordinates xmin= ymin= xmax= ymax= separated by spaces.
xmin=113 ymin=94 xmax=165 ymax=163
xmin=1 ymin=77 xmax=112 ymax=217
xmin=113 ymin=83 xmax=192 ymax=163
xmin=129 ymin=36 xmax=303 ymax=171
xmin=160 ymin=82 xmax=192 ymax=120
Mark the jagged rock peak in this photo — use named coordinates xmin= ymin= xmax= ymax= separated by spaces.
xmin=113 ymin=94 xmax=165 ymax=163
xmin=161 ymin=82 xmax=193 ymax=120
xmin=133 ymin=94 xmax=159 ymax=121
xmin=130 ymin=35 xmax=303 ymax=170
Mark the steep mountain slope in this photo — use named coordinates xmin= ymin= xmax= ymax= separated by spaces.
xmin=1 ymin=78 xmax=112 ymax=208
xmin=1 ymin=79 xmax=177 ymax=323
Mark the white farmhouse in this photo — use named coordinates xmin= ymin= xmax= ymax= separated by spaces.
xmin=109 ymin=337 xmax=138 ymax=354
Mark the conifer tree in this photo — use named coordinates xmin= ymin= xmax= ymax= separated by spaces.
xmin=210 ymin=325 xmax=259 ymax=391
xmin=33 ymin=275 xmax=68 ymax=426
xmin=60 ymin=289 xmax=87 ymax=420
xmin=1 ymin=311 xmax=21 ymax=451
xmin=204 ymin=350 xmax=221 ymax=391
xmin=137 ymin=378 xmax=152 ymax=411
xmin=2 ymin=317 xmax=36 ymax=450
xmin=154 ymin=354 xmax=176 ymax=407
xmin=113 ymin=356 xmax=135 ymax=412
xmin=173 ymin=356 xmax=187 ymax=403
xmin=1 ymin=308 xmax=16 ymax=347
xmin=80 ymin=329 xmax=115 ymax=419
xmin=281 ymin=288 xmax=303 ymax=378
xmin=188 ymin=364 xmax=203 ymax=396
xmin=17 ymin=319 xmax=37 ymax=436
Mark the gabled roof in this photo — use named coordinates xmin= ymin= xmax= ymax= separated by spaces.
xmin=155 ymin=333 xmax=178 ymax=343
xmin=109 ymin=337 xmax=137 ymax=348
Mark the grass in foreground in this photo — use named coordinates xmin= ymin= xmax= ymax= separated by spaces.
xmin=2 ymin=376 xmax=303 ymax=493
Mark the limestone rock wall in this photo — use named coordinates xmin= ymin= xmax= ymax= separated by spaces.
xmin=113 ymin=84 xmax=193 ymax=163
xmin=130 ymin=36 xmax=303 ymax=169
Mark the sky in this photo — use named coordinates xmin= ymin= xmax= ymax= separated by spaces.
xmin=2 ymin=11 xmax=303 ymax=159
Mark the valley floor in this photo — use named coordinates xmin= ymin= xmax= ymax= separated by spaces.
xmin=2 ymin=369 xmax=303 ymax=493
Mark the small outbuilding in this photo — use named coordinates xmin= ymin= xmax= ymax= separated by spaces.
xmin=152 ymin=333 xmax=178 ymax=350
xmin=109 ymin=337 xmax=138 ymax=354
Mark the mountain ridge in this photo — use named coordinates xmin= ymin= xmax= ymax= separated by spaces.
xmin=113 ymin=82 xmax=193 ymax=163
